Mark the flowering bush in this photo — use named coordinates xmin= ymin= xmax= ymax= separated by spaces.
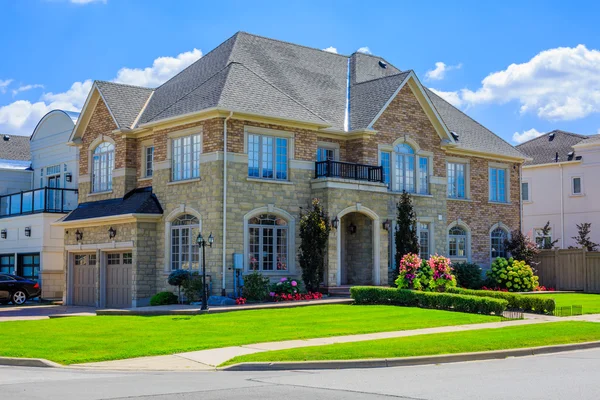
xmin=534 ymin=285 xmax=555 ymax=292
xmin=428 ymin=254 xmax=457 ymax=292
xmin=395 ymin=253 xmax=423 ymax=290
xmin=488 ymin=257 xmax=540 ymax=292
xmin=270 ymin=291 xmax=323 ymax=302
xmin=270 ymin=277 xmax=300 ymax=296
xmin=235 ymin=297 xmax=247 ymax=305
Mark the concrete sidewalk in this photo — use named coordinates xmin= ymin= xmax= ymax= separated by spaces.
xmin=72 ymin=318 xmax=549 ymax=370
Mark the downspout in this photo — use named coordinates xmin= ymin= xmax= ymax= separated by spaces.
xmin=560 ymin=164 xmax=565 ymax=248
xmin=222 ymin=112 xmax=233 ymax=296
xmin=519 ymin=164 xmax=523 ymax=232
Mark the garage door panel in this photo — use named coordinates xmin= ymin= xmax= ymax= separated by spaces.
xmin=72 ymin=253 xmax=97 ymax=307
xmin=106 ymin=252 xmax=132 ymax=309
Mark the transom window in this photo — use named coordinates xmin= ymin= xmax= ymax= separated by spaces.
xmin=448 ymin=163 xmax=466 ymax=198
xmin=171 ymin=214 xmax=200 ymax=271
xmin=92 ymin=142 xmax=115 ymax=192
xmin=145 ymin=146 xmax=154 ymax=177
xmin=172 ymin=134 xmax=201 ymax=181
xmin=489 ymin=167 xmax=507 ymax=202
xmin=248 ymin=134 xmax=288 ymax=180
xmin=419 ymin=223 xmax=430 ymax=260
xmin=448 ymin=226 xmax=467 ymax=258
xmin=248 ymin=214 xmax=288 ymax=271
xmin=491 ymin=228 xmax=508 ymax=259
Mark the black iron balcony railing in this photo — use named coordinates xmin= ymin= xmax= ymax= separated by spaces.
xmin=315 ymin=160 xmax=384 ymax=183
xmin=0 ymin=187 xmax=78 ymax=218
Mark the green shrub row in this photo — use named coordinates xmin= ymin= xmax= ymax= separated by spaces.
xmin=150 ymin=291 xmax=179 ymax=306
xmin=446 ymin=287 xmax=555 ymax=314
xmin=350 ymin=286 xmax=507 ymax=315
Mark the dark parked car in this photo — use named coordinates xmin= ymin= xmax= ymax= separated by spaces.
xmin=0 ymin=274 xmax=41 ymax=305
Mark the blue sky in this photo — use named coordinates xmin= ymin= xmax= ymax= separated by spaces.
xmin=2 ymin=0 xmax=600 ymax=144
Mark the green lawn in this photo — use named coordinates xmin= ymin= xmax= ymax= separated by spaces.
xmin=224 ymin=321 xmax=600 ymax=366
xmin=530 ymin=293 xmax=600 ymax=314
xmin=0 ymin=305 xmax=499 ymax=365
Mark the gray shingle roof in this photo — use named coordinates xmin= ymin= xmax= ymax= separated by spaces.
xmin=95 ymin=81 xmax=154 ymax=129
xmin=63 ymin=187 xmax=163 ymax=222
xmin=91 ymin=31 xmax=524 ymax=160
xmin=516 ymin=130 xmax=589 ymax=166
xmin=576 ymin=134 xmax=600 ymax=146
xmin=425 ymin=88 xmax=527 ymax=160
xmin=0 ymin=135 xmax=30 ymax=161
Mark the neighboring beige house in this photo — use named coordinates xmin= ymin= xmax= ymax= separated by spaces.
xmin=57 ymin=32 xmax=527 ymax=308
xmin=0 ymin=110 xmax=79 ymax=299
xmin=0 ymin=135 xmax=32 ymax=195
xmin=518 ymin=130 xmax=600 ymax=249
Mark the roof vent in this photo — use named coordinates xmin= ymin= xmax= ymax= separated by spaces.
xmin=2 ymin=134 xmax=9 ymax=141
xmin=555 ymin=152 xmax=559 ymax=162
xmin=549 ymin=132 xmax=555 ymax=141
xmin=576 ymin=156 xmax=583 ymax=161
xmin=450 ymin=131 xmax=459 ymax=141
xmin=567 ymin=151 xmax=575 ymax=161
xmin=378 ymin=60 xmax=387 ymax=69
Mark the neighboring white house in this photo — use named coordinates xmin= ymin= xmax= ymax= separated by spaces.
xmin=0 ymin=134 xmax=32 ymax=195
xmin=518 ymin=130 xmax=600 ymax=249
xmin=0 ymin=110 xmax=79 ymax=299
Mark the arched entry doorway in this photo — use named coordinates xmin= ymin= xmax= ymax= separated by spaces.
xmin=336 ymin=206 xmax=380 ymax=286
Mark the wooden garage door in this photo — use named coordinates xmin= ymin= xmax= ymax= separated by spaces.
xmin=106 ymin=252 xmax=132 ymax=309
xmin=73 ymin=253 xmax=97 ymax=306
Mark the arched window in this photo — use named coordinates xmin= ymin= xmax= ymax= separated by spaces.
xmin=382 ymin=143 xmax=429 ymax=194
xmin=491 ymin=228 xmax=508 ymax=259
xmin=171 ymin=214 xmax=200 ymax=270
xmin=394 ymin=144 xmax=416 ymax=193
xmin=92 ymin=142 xmax=115 ymax=192
xmin=448 ymin=226 xmax=467 ymax=258
xmin=248 ymin=214 xmax=288 ymax=271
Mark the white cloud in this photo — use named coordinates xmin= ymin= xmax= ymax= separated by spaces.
xmin=425 ymin=61 xmax=462 ymax=81
xmin=0 ymin=79 xmax=12 ymax=94
xmin=114 ymin=48 xmax=202 ymax=87
xmin=458 ymin=44 xmax=600 ymax=121
xmin=0 ymin=48 xmax=202 ymax=136
xmin=512 ymin=128 xmax=544 ymax=144
xmin=322 ymin=46 xmax=338 ymax=54
xmin=429 ymin=88 xmax=463 ymax=108
xmin=12 ymin=84 xmax=44 ymax=96
xmin=357 ymin=47 xmax=371 ymax=55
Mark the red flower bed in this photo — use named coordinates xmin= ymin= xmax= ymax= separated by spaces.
xmin=235 ymin=297 xmax=247 ymax=305
xmin=270 ymin=292 xmax=323 ymax=302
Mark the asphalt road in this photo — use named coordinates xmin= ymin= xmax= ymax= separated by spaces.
xmin=2 ymin=348 xmax=600 ymax=399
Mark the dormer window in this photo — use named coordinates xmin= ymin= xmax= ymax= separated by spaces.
xmin=92 ymin=142 xmax=115 ymax=192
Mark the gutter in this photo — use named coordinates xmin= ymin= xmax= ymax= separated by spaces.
xmin=222 ymin=112 xmax=233 ymax=295
xmin=560 ymin=164 xmax=565 ymax=249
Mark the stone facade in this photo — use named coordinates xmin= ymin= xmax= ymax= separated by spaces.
xmin=67 ymin=82 xmax=522 ymax=306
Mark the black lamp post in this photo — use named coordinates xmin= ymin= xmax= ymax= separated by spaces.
xmin=196 ymin=232 xmax=214 ymax=311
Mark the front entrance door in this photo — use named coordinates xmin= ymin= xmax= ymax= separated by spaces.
xmin=105 ymin=252 xmax=132 ymax=309
xmin=340 ymin=212 xmax=374 ymax=285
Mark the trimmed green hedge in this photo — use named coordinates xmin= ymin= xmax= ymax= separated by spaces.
xmin=446 ymin=287 xmax=555 ymax=314
xmin=350 ymin=286 xmax=507 ymax=315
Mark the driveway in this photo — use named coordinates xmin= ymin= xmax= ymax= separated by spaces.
xmin=0 ymin=305 xmax=96 ymax=321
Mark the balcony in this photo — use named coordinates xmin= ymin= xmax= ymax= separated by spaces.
xmin=314 ymin=160 xmax=384 ymax=183
xmin=0 ymin=188 xmax=78 ymax=218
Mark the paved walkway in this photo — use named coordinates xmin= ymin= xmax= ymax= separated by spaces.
xmin=72 ymin=318 xmax=552 ymax=370
xmin=0 ymin=305 xmax=97 ymax=322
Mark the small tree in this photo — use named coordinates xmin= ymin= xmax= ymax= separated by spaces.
xmin=167 ymin=270 xmax=190 ymax=304
xmin=395 ymin=191 xmax=419 ymax=272
xmin=504 ymin=230 xmax=539 ymax=266
xmin=572 ymin=223 xmax=599 ymax=251
xmin=298 ymin=198 xmax=331 ymax=292
xmin=537 ymin=221 xmax=559 ymax=249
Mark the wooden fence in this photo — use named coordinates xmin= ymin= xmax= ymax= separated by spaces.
xmin=535 ymin=249 xmax=600 ymax=293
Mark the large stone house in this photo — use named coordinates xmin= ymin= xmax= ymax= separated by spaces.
xmin=57 ymin=32 xmax=527 ymax=308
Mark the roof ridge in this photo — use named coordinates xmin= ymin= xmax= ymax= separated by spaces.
xmin=147 ymin=62 xmax=234 ymax=123
xmin=352 ymin=71 xmax=410 ymax=86
xmin=515 ymin=130 xmax=590 ymax=147
xmin=425 ymin=87 xmax=524 ymax=154
xmin=235 ymin=62 xmax=329 ymax=123
xmin=236 ymin=31 xmax=349 ymax=58
xmin=96 ymin=80 xmax=153 ymax=91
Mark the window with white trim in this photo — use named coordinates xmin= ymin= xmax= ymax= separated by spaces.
xmin=172 ymin=134 xmax=201 ymax=181
xmin=316 ymin=147 xmax=335 ymax=162
xmin=448 ymin=226 xmax=467 ymax=258
xmin=145 ymin=146 xmax=154 ymax=177
xmin=248 ymin=134 xmax=288 ymax=180
xmin=0 ymin=254 xmax=15 ymax=274
xmin=572 ymin=177 xmax=582 ymax=195
xmin=380 ymin=151 xmax=391 ymax=188
xmin=248 ymin=214 xmax=288 ymax=271
xmin=387 ymin=143 xmax=429 ymax=194
xmin=491 ymin=228 xmax=508 ymax=259
xmin=92 ymin=142 xmax=115 ymax=192
xmin=521 ymin=182 xmax=530 ymax=202
xmin=447 ymin=163 xmax=466 ymax=198
xmin=418 ymin=223 xmax=430 ymax=260
xmin=170 ymin=214 xmax=200 ymax=271
xmin=489 ymin=167 xmax=508 ymax=202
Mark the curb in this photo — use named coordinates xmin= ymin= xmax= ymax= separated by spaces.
xmin=0 ymin=356 xmax=62 ymax=368
xmin=220 ymin=340 xmax=600 ymax=371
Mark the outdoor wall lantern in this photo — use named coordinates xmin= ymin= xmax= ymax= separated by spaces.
xmin=65 ymin=173 xmax=72 ymax=183
xmin=24 ymin=226 xmax=31 ymax=237
xmin=331 ymin=216 xmax=339 ymax=230
xmin=75 ymin=229 xmax=83 ymax=242
xmin=382 ymin=219 xmax=391 ymax=231
xmin=0 ymin=229 xmax=6 ymax=239
xmin=196 ymin=232 xmax=214 ymax=311
xmin=108 ymin=226 xmax=116 ymax=239
xmin=348 ymin=222 xmax=357 ymax=235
